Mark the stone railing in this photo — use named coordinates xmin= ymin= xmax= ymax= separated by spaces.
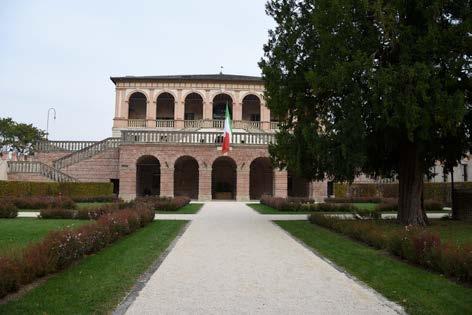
xmin=121 ymin=130 xmax=275 ymax=145
xmin=270 ymin=121 xmax=279 ymax=130
xmin=8 ymin=161 xmax=77 ymax=182
xmin=53 ymin=137 xmax=121 ymax=169
xmin=234 ymin=120 xmax=261 ymax=130
xmin=212 ymin=120 xmax=225 ymax=128
xmin=128 ymin=119 xmax=146 ymax=128
xmin=184 ymin=119 xmax=204 ymax=128
xmin=36 ymin=140 xmax=98 ymax=152
xmin=155 ymin=119 xmax=175 ymax=128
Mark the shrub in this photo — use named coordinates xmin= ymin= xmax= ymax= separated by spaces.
xmin=71 ymin=195 xmax=119 ymax=203
xmin=0 ymin=205 xmax=155 ymax=298
xmin=324 ymin=197 xmax=382 ymax=203
xmin=1 ymin=196 xmax=76 ymax=210
xmin=0 ymin=202 xmax=18 ymax=218
xmin=39 ymin=208 xmax=76 ymax=219
xmin=136 ymin=196 xmax=191 ymax=211
xmin=376 ymin=200 xmax=444 ymax=212
xmin=0 ymin=257 xmax=19 ymax=298
xmin=309 ymin=214 xmax=472 ymax=283
xmin=0 ymin=181 xmax=113 ymax=198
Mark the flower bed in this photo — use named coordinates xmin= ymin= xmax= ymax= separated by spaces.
xmin=0 ymin=205 xmax=155 ymax=298
xmin=135 ymin=196 xmax=191 ymax=211
xmin=260 ymin=195 xmax=369 ymax=214
xmin=1 ymin=196 xmax=76 ymax=210
xmin=71 ymin=195 xmax=119 ymax=203
xmin=308 ymin=214 xmax=472 ymax=283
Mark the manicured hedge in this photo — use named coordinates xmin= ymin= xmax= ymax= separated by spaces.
xmin=375 ymin=200 xmax=444 ymax=212
xmin=309 ymin=214 xmax=472 ymax=284
xmin=333 ymin=182 xmax=472 ymax=205
xmin=135 ymin=196 xmax=191 ymax=211
xmin=0 ymin=181 xmax=113 ymax=198
xmin=324 ymin=197 xmax=382 ymax=203
xmin=2 ymin=196 xmax=76 ymax=210
xmin=0 ymin=205 xmax=155 ymax=298
xmin=0 ymin=202 xmax=18 ymax=218
xmin=260 ymin=195 xmax=368 ymax=214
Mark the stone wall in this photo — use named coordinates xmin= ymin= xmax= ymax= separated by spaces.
xmin=62 ymin=148 xmax=120 ymax=182
xmin=8 ymin=173 xmax=54 ymax=182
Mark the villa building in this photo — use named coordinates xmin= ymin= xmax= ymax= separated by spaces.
xmin=6 ymin=74 xmax=326 ymax=201
xmin=4 ymin=74 xmax=470 ymax=200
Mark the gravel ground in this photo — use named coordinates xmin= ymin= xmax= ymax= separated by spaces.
xmin=123 ymin=202 xmax=403 ymax=315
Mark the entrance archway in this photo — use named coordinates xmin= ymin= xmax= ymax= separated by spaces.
xmin=287 ymin=170 xmax=309 ymax=198
xmin=136 ymin=155 xmax=160 ymax=196
xmin=174 ymin=156 xmax=199 ymax=199
xmin=212 ymin=156 xmax=237 ymax=199
xmin=156 ymin=92 xmax=175 ymax=120
xmin=250 ymin=157 xmax=273 ymax=199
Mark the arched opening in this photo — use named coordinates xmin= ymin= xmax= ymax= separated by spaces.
xmin=287 ymin=170 xmax=310 ymax=198
xmin=184 ymin=93 xmax=203 ymax=121
xmin=212 ymin=156 xmax=237 ymax=200
xmin=128 ymin=92 xmax=147 ymax=120
xmin=174 ymin=156 xmax=199 ymax=199
xmin=242 ymin=94 xmax=261 ymax=122
xmin=250 ymin=157 xmax=273 ymax=199
xmin=156 ymin=92 xmax=175 ymax=121
xmin=212 ymin=93 xmax=233 ymax=122
xmin=136 ymin=155 xmax=160 ymax=196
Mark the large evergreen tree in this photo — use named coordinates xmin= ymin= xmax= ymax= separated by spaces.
xmin=260 ymin=0 xmax=471 ymax=225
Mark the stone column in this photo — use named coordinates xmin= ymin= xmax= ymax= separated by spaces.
xmin=160 ymin=167 xmax=174 ymax=197
xmin=233 ymin=102 xmax=242 ymax=121
xmin=174 ymin=90 xmax=184 ymax=128
xmin=260 ymin=102 xmax=270 ymax=130
xmin=146 ymin=100 xmax=156 ymax=128
xmin=237 ymin=169 xmax=250 ymax=201
xmin=204 ymin=101 xmax=213 ymax=120
xmin=273 ymin=169 xmax=288 ymax=198
xmin=119 ymin=165 xmax=136 ymax=201
xmin=199 ymin=167 xmax=212 ymax=201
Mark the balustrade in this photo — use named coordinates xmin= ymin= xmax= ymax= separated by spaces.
xmin=156 ymin=120 xmax=175 ymax=128
xmin=7 ymin=161 xmax=77 ymax=182
xmin=128 ymin=119 xmax=146 ymax=128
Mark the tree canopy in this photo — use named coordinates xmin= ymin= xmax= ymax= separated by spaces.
xmin=0 ymin=117 xmax=46 ymax=154
xmin=260 ymin=0 xmax=471 ymax=225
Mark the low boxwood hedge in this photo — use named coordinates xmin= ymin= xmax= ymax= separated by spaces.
xmin=0 ymin=181 xmax=113 ymax=198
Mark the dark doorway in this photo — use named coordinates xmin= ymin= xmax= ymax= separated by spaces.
xmin=174 ymin=156 xmax=199 ymax=199
xmin=212 ymin=156 xmax=237 ymax=199
xmin=250 ymin=157 xmax=273 ymax=199
xmin=136 ymin=155 xmax=160 ymax=196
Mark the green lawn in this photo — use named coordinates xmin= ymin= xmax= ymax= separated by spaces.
xmin=0 ymin=218 xmax=88 ymax=256
xmin=351 ymin=202 xmax=377 ymax=210
xmin=276 ymin=221 xmax=472 ymax=315
xmin=156 ymin=203 xmax=203 ymax=214
xmin=0 ymin=220 xmax=187 ymax=314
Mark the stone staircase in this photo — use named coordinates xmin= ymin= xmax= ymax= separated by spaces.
xmin=7 ymin=161 xmax=77 ymax=182
xmin=52 ymin=137 xmax=121 ymax=169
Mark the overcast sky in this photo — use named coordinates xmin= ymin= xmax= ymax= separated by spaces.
xmin=0 ymin=0 xmax=273 ymax=140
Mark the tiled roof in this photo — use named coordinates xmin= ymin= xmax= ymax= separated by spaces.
xmin=110 ymin=74 xmax=263 ymax=84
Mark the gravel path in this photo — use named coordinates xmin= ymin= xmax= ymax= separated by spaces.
xmin=122 ymin=202 xmax=402 ymax=315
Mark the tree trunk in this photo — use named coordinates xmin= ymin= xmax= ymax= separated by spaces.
xmin=397 ymin=142 xmax=428 ymax=226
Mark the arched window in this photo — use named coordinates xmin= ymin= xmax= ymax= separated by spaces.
xmin=156 ymin=92 xmax=175 ymax=120
xmin=128 ymin=92 xmax=147 ymax=119
xmin=242 ymin=94 xmax=261 ymax=122
xmin=184 ymin=93 xmax=203 ymax=121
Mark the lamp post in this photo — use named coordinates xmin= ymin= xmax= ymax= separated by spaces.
xmin=46 ymin=107 xmax=56 ymax=140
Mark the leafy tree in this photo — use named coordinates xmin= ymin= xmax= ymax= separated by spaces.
xmin=260 ymin=0 xmax=471 ymax=225
xmin=0 ymin=117 xmax=46 ymax=155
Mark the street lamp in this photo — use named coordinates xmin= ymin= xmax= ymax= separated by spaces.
xmin=46 ymin=107 xmax=56 ymax=140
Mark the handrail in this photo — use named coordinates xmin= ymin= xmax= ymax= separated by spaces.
xmin=128 ymin=119 xmax=146 ymax=127
xmin=36 ymin=140 xmax=98 ymax=152
xmin=8 ymin=161 xmax=77 ymax=182
xmin=53 ymin=137 xmax=121 ymax=169
xmin=121 ymin=130 xmax=274 ymax=145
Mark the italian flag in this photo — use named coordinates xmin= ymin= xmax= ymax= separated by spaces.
xmin=221 ymin=103 xmax=232 ymax=154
